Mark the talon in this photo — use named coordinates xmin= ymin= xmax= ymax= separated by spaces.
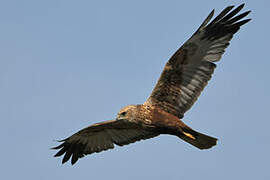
xmin=183 ymin=132 xmax=196 ymax=140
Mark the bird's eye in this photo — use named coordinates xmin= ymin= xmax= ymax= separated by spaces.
xmin=120 ymin=112 xmax=127 ymax=116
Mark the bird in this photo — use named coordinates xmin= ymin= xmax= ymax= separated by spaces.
xmin=52 ymin=4 xmax=251 ymax=165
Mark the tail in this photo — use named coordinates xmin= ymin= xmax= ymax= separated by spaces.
xmin=179 ymin=128 xmax=218 ymax=150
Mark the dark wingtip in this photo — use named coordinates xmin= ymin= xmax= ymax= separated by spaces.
xmin=71 ymin=155 xmax=79 ymax=165
xmin=209 ymin=9 xmax=215 ymax=19
xmin=58 ymin=138 xmax=69 ymax=142
xmin=245 ymin=10 xmax=252 ymax=16
xmin=62 ymin=152 xmax=72 ymax=164
xmin=51 ymin=143 xmax=64 ymax=150
xmin=242 ymin=18 xmax=252 ymax=25
xmin=239 ymin=3 xmax=245 ymax=8
xmin=208 ymin=5 xmax=234 ymax=26
xmin=54 ymin=146 xmax=67 ymax=157
xmin=54 ymin=154 xmax=60 ymax=157
xmin=226 ymin=5 xmax=235 ymax=11
xmin=235 ymin=3 xmax=245 ymax=13
xmin=233 ymin=18 xmax=251 ymax=27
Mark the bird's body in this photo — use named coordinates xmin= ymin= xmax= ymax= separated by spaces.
xmin=52 ymin=4 xmax=251 ymax=165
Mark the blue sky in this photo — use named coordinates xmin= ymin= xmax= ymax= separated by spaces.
xmin=1 ymin=0 xmax=269 ymax=179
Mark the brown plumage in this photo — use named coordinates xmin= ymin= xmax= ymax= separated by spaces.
xmin=52 ymin=4 xmax=251 ymax=165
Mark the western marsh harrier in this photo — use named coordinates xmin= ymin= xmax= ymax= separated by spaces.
xmin=52 ymin=4 xmax=251 ymax=165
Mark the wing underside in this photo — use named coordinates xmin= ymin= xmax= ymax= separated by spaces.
xmin=146 ymin=4 xmax=250 ymax=118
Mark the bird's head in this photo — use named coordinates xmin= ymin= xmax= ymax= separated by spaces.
xmin=116 ymin=105 xmax=140 ymax=121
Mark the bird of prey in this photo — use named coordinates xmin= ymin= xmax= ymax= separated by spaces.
xmin=52 ymin=4 xmax=251 ymax=165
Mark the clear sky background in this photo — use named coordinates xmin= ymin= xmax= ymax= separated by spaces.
xmin=1 ymin=0 xmax=269 ymax=179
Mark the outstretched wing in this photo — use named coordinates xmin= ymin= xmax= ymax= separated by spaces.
xmin=145 ymin=4 xmax=251 ymax=118
xmin=52 ymin=120 xmax=159 ymax=165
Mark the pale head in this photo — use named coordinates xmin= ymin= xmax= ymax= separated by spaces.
xmin=116 ymin=105 xmax=140 ymax=121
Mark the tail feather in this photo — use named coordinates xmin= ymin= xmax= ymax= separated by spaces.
xmin=179 ymin=129 xmax=217 ymax=150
